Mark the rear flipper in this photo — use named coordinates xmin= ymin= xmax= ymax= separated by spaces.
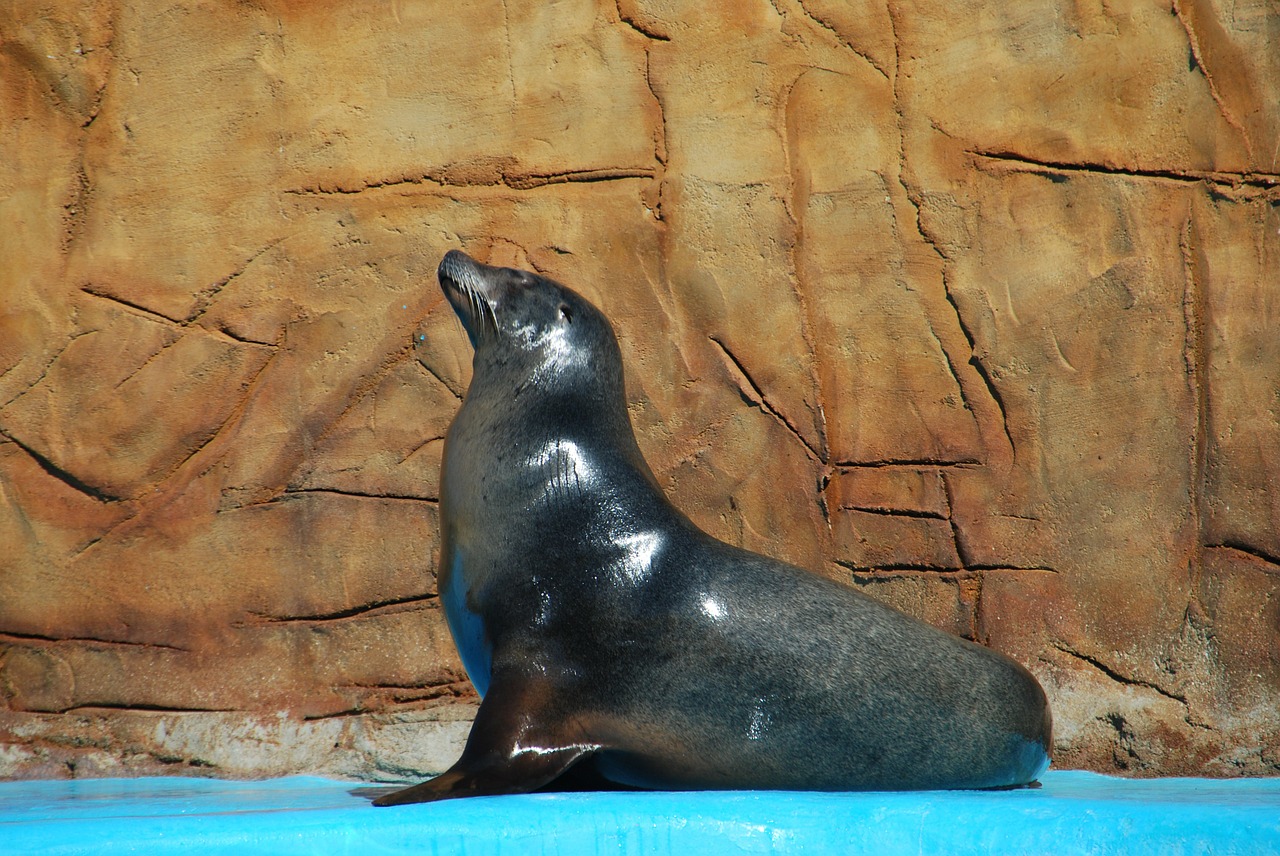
xmin=372 ymin=674 xmax=598 ymax=806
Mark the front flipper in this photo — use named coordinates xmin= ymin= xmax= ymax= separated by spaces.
xmin=372 ymin=674 xmax=598 ymax=806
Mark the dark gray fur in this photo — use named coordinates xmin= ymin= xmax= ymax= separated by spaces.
xmin=373 ymin=251 xmax=1052 ymax=806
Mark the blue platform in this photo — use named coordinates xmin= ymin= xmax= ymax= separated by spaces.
xmin=2 ymin=771 xmax=1278 ymax=855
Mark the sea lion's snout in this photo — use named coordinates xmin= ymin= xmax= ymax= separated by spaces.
xmin=438 ymin=249 xmax=484 ymax=295
xmin=438 ymin=250 xmax=498 ymax=346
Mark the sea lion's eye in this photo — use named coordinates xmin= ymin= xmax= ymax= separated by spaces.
xmin=559 ymin=304 xmax=573 ymax=324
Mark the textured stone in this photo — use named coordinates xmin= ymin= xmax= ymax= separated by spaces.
xmin=0 ymin=707 xmax=473 ymax=782
xmin=1 ymin=0 xmax=1277 ymax=782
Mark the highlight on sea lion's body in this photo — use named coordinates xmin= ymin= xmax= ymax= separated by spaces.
xmin=373 ymin=249 xmax=1052 ymax=806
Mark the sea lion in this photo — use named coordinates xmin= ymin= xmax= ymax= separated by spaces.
xmin=373 ymin=250 xmax=1051 ymax=806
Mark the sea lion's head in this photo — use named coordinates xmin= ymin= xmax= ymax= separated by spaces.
xmin=437 ymin=249 xmax=624 ymax=402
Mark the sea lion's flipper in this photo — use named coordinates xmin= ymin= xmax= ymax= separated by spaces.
xmin=372 ymin=675 xmax=598 ymax=806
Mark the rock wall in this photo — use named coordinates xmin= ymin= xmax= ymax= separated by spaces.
xmin=1 ymin=0 xmax=1277 ymax=781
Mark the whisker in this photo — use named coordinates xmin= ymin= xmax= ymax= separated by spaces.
xmin=484 ymin=296 xmax=498 ymax=333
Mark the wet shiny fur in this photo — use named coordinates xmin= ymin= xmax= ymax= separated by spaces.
xmin=372 ymin=251 xmax=1052 ymax=806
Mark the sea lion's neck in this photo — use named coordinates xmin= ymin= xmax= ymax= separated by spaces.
xmin=463 ymin=347 xmax=636 ymax=452
xmin=446 ymin=372 xmax=674 ymax=517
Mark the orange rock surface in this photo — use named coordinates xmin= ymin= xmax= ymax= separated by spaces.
xmin=1 ymin=0 xmax=1277 ymax=780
